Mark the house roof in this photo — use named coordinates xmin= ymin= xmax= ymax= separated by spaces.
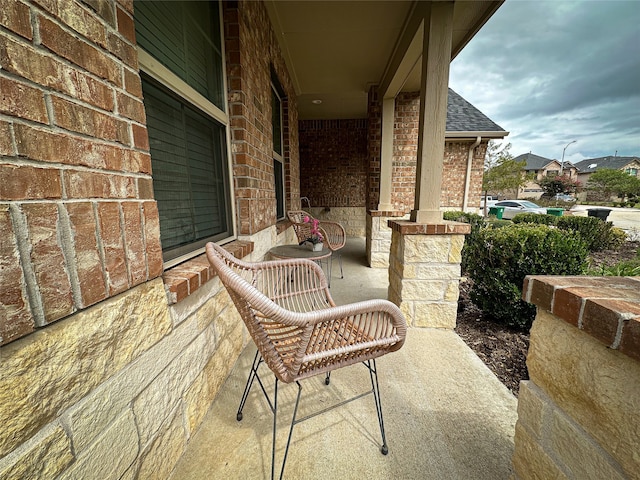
xmin=513 ymin=153 xmax=559 ymax=171
xmin=573 ymin=156 xmax=640 ymax=173
xmin=446 ymin=89 xmax=507 ymax=136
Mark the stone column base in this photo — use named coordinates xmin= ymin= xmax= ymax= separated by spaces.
xmin=387 ymin=220 xmax=470 ymax=329
xmin=366 ymin=210 xmax=407 ymax=268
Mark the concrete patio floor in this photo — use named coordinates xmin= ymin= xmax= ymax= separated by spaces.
xmin=169 ymin=238 xmax=518 ymax=480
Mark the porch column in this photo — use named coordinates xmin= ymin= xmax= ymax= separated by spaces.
xmin=378 ymin=97 xmax=395 ymax=211
xmin=410 ymin=1 xmax=454 ymax=223
xmin=367 ymin=97 xmax=404 ymax=268
xmin=388 ymin=220 xmax=470 ymax=328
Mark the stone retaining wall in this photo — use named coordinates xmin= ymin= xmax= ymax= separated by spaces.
xmin=513 ymin=276 xmax=640 ymax=479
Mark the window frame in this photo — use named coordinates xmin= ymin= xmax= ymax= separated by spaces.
xmin=136 ymin=2 xmax=236 ymax=269
xmin=271 ymin=78 xmax=286 ymax=221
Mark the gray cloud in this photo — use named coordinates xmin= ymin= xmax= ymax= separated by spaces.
xmin=450 ymin=0 xmax=640 ymax=160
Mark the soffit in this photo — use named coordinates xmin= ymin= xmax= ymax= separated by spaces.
xmin=265 ymin=1 xmax=502 ymax=120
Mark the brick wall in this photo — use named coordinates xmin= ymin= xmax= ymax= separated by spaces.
xmin=0 ymin=0 xmax=161 ymax=346
xmin=225 ymin=1 xmax=299 ymax=235
xmin=367 ymin=90 xmax=489 ymax=214
xmin=367 ymin=86 xmax=382 ymax=211
xmin=299 ymin=119 xmax=367 ymax=208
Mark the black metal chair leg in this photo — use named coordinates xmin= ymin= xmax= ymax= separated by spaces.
xmin=271 ymin=378 xmax=279 ymax=480
xmin=367 ymin=359 xmax=388 ymax=454
xmin=324 ymin=371 xmax=331 ymax=385
xmin=338 ymin=253 xmax=343 ymax=279
xmin=237 ymin=350 xmax=261 ymax=421
xmin=278 ymin=381 xmax=302 ymax=480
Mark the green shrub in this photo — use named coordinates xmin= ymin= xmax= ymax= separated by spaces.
xmin=443 ymin=211 xmax=485 ymax=233
xmin=608 ymin=227 xmax=629 ymax=247
xmin=512 ymin=213 xmax=558 ymax=225
xmin=486 ymin=219 xmax=512 ymax=229
xmin=465 ymin=224 xmax=589 ymax=330
xmin=556 ymin=216 xmax=624 ymax=251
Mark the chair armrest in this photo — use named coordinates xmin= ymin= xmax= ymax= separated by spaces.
xmin=301 ymin=299 xmax=405 ymax=332
xmin=298 ymin=299 xmax=407 ymax=368
xmin=272 ymin=299 xmax=406 ymax=343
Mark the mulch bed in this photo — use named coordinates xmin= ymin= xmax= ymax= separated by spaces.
xmin=454 ymin=240 xmax=639 ymax=397
xmin=455 ymin=279 xmax=530 ymax=397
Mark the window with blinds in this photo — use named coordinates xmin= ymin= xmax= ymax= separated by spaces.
xmin=135 ymin=1 xmax=225 ymax=111
xmin=135 ymin=0 xmax=232 ymax=265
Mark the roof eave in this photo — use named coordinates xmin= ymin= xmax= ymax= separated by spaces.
xmin=445 ymin=131 xmax=509 ymax=139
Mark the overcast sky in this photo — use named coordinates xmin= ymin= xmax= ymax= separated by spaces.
xmin=449 ymin=0 xmax=640 ymax=164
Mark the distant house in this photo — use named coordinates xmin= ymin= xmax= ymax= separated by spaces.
xmin=573 ymin=156 xmax=640 ymax=186
xmin=513 ymin=153 xmax=578 ymax=199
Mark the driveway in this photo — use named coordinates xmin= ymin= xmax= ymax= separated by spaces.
xmin=569 ymin=205 xmax=640 ymax=238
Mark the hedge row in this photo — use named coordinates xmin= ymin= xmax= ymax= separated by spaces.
xmin=511 ymin=213 xmax=625 ymax=251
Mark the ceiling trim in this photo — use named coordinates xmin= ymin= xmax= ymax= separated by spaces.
xmin=264 ymin=0 xmax=302 ymax=95
xmin=446 ymin=131 xmax=510 ymax=139
xmin=378 ymin=1 xmax=425 ymax=99
xmin=451 ymin=1 xmax=504 ymax=61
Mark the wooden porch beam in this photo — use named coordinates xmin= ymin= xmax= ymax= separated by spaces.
xmin=411 ymin=1 xmax=454 ymax=224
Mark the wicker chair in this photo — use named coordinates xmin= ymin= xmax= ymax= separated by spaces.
xmin=206 ymin=242 xmax=407 ymax=480
xmin=287 ymin=210 xmax=347 ymax=279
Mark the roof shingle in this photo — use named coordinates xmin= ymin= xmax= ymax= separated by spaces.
xmin=573 ymin=156 xmax=640 ymax=173
xmin=446 ymin=89 xmax=505 ymax=134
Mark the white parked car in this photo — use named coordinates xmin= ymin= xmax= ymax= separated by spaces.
xmin=493 ymin=200 xmax=547 ymax=220
xmin=480 ymin=195 xmax=499 ymax=209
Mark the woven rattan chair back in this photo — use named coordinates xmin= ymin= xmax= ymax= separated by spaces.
xmin=287 ymin=210 xmax=347 ymax=279
xmin=287 ymin=210 xmax=346 ymax=252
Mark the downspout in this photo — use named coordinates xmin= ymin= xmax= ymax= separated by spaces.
xmin=462 ymin=136 xmax=482 ymax=212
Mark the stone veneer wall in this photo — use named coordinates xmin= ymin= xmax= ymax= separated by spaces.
xmin=366 ymin=211 xmax=408 ymax=268
xmin=387 ymin=220 xmax=470 ymax=328
xmin=513 ymin=276 xmax=640 ymax=479
xmin=304 ymin=206 xmax=367 ymax=237
xmin=0 ymin=241 xmax=254 ymax=479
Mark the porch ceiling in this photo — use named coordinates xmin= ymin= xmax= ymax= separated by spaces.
xmin=265 ymin=0 xmax=503 ymax=120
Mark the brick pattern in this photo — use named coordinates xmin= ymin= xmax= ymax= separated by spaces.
xmin=367 ymin=86 xmax=381 ymax=211
xmin=162 ymin=241 xmax=254 ymax=305
xmin=523 ymin=275 xmax=640 ymax=362
xmin=388 ymin=219 xmax=472 ymax=235
xmin=0 ymin=205 xmax=35 ymax=344
xmin=224 ymin=1 xmax=299 ymax=235
xmin=0 ymin=0 xmax=159 ymax=345
xmin=299 ymin=119 xmax=367 ymax=208
xmin=366 ymin=91 xmax=489 ymax=214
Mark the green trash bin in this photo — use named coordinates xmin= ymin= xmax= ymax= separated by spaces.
xmin=488 ymin=206 xmax=505 ymax=219
xmin=546 ymin=208 xmax=564 ymax=217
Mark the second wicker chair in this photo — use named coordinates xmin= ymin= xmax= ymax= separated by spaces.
xmin=287 ymin=210 xmax=346 ymax=279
